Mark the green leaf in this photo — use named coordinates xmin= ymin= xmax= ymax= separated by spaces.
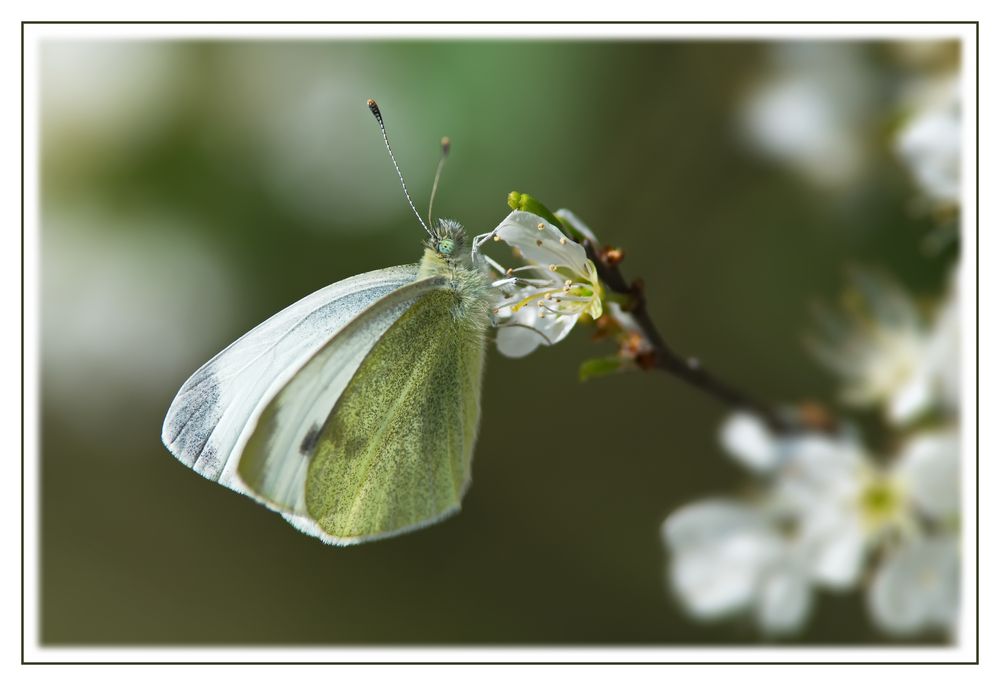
xmin=578 ymin=356 xmax=625 ymax=382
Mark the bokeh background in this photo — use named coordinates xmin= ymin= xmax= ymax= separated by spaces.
xmin=39 ymin=38 xmax=960 ymax=645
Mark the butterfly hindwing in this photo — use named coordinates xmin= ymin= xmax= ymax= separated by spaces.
xmin=286 ymin=283 xmax=488 ymax=544
xmin=161 ymin=265 xmax=419 ymax=491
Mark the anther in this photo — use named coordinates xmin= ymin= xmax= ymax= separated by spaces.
xmin=537 ymin=223 xmax=545 ymax=230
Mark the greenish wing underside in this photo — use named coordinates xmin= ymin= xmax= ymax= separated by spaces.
xmin=306 ymin=288 xmax=486 ymax=540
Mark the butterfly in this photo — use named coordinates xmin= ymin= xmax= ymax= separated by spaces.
xmin=161 ymin=100 xmax=494 ymax=545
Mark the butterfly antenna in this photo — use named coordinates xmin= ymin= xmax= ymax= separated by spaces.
xmin=427 ymin=136 xmax=450 ymax=228
xmin=367 ymin=98 xmax=433 ymax=239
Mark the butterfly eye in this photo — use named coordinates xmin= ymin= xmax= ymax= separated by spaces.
xmin=437 ymin=238 xmax=456 ymax=256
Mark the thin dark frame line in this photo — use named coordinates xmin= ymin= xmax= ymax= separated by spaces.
xmin=974 ymin=19 xmax=980 ymax=666
xmin=20 ymin=17 xmax=25 ymax=669
xmin=19 ymin=20 xmax=980 ymax=24
xmin=19 ymin=661 xmax=981 ymax=666
xmin=20 ymin=19 xmax=979 ymax=666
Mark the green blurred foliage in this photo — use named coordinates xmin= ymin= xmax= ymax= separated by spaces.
xmin=40 ymin=39 xmax=955 ymax=645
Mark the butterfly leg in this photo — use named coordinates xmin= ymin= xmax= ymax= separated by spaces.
xmin=470 ymin=230 xmax=499 ymax=263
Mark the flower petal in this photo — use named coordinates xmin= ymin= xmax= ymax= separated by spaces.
xmin=720 ymin=412 xmax=780 ymax=473
xmin=896 ymin=430 xmax=960 ymax=521
xmin=805 ymin=511 xmax=866 ymax=588
xmin=888 ymin=372 xmax=935 ymax=424
xmin=496 ymin=325 xmax=546 ymax=358
xmin=756 ymin=566 xmax=812 ymax=634
xmin=495 ymin=305 xmax=577 ymax=358
xmin=494 ymin=211 xmax=590 ymax=274
xmin=663 ymin=500 xmax=784 ymax=619
xmin=869 ymin=537 xmax=959 ymax=636
xmin=554 ymin=208 xmax=599 ymax=243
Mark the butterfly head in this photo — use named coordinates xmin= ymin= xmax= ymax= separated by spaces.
xmin=430 ymin=219 xmax=466 ymax=259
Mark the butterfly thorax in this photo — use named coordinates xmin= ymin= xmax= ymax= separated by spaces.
xmin=418 ymin=220 xmax=493 ymax=334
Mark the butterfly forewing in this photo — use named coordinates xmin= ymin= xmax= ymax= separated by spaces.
xmin=236 ymin=276 xmax=451 ymax=514
xmin=161 ymin=265 xmax=418 ymax=491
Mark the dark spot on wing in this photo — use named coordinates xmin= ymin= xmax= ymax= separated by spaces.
xmin=300 ymin=423 xmax=321 ymax=455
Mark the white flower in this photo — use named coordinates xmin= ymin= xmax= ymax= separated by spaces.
xmin=809 ymin=270 xmax=937 ymax=425
xmin=895 ymin=75 xmax=961 ymax=205
xmin=667 ymin=413 xmax=961 ymax=635
xmin=661 ymin=499 xmax=812 ymax=634
xmin=484 ymin=210 xmax=603 ymax=358
xmin=757 ymin=426 xmax=872 ymax=589
xmin=739 ymin=44 xmax=876 ymax=188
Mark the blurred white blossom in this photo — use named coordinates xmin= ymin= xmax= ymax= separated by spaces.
xmin=43 ymin=209 xmax=238 ymax=430
xmin=662 ymin=499 xmax=812 ymax=634
xmin=666 ymin=42 xmax=963 ymax=642
xmin=895 ymin=75 xmax=961 ymax=206
xmin=664 ymin=413 xmax=960 ymax=637
xmin=739 ymin=44 xmax=878 ymax=188
xmin=807 ymin=270 xmax=958 ymax=425
xmin=482 ymin=210 xmax=602 ymax=358
xmin=924 ymin=274 xmax=961 ymax=414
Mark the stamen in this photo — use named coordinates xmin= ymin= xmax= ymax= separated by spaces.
xmin=491 ymin=276 xmax=553 ymax=290
xmin=480 ymin=253 xmax=506 ymax=275
xmin=537 ymin=223 xmax=545 ymax=230
xmin=559 ymin=237 xmax=567 ymax=245
xmin=540 ymin=302 xmax=570 ymax=316
xmin=505 ymin=264 xmax=555 ymax=276
xmin=493 ymin=234 xmax=500 ymax=242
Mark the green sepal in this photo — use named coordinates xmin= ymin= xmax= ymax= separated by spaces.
xmin=578 ymin=356 xmax=625 ymax=382
xmin=507 ymin=191 xmax=593 ymax=245
xmin=507 ymin=191 xmax=566 ymax=230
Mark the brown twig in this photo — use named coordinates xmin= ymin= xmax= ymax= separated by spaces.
xmin=583 ymin=240 xmax=803 ymax=435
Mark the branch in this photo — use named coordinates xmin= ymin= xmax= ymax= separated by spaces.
xmin=583 ymin=240 xmax=805 ymax=436
xmin=504 ymin=191 xmax=829 ymax=436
